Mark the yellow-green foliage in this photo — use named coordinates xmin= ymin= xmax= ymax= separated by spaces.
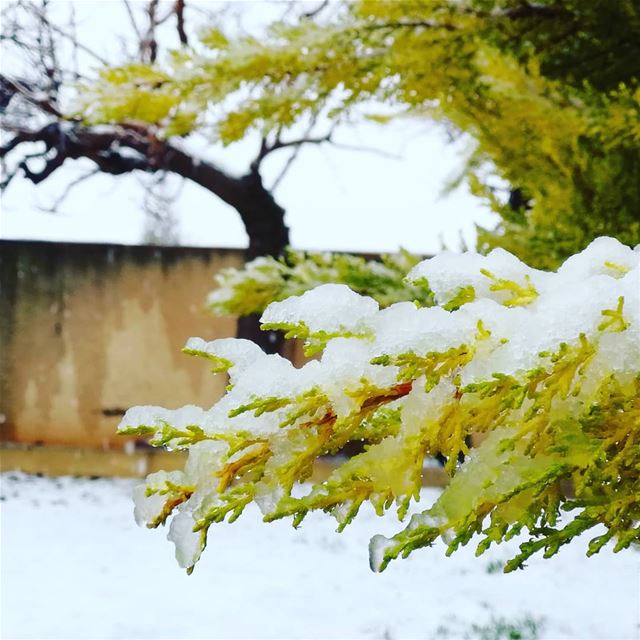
xmin=83 ymin=1 xmax=640 ymax=268
xmin=118 ymin=238 xmax=639 ymax=573
xmin=207 ymin=249 xmax=434 ymax=318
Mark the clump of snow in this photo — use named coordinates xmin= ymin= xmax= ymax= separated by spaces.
xmin=407 ymin=248 xmax=551 ymax=307
xmin=184 ymin=336 xmax=265 ymax=379
xmin=554 ymin=236 xmax=638 ymax=286
xmin=133 ymin=470 xmax=185 ymax=527
xmin=119 ymin=405 xmax=207 ymax=435
xmin=261 ymin=283 xmax=379 ymax=333
xmin=229 ymin=352 xmax=297 ymax=397
xmin=370 ymin=303 xmax=476 ymax=356
xmin=168 ymin=511 xmax=204 ymax=569
xmin=368 ymin=533 xmax=392 ymax=572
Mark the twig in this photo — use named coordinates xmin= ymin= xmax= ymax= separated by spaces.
xmin=269 ymin=117 xmax=322 ymax=189
xmin=122 ymin=0 xmax=143 ymax=43
xmin=175 ymin=0 xmax=188 ymax=46
xmin=19 ymin=148 xmax=64 ymax=183
xmin=329 ymin=140 xmax=401 ymax=161
xmin=27 ymin=2 xmax=109 ymax=66
xmin=0 ymin=74 xmax=65 ymax=118
xmin=69 ymin=3 xmax=81 ymax=81
xmin=302 ymin=0 xmax=330 ymax=20
xmin=144 ymin=0 xmax=160 ymax=63
xmin=251 ymin=129 xmax=334 ymax=172
xmin=271 ymin=146 xmax=301 ymax=191
xmin=39 ymin=167 xmax=101 ymax=212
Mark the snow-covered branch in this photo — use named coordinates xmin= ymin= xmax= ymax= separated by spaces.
xmin=118 ymin=237 xmax=640 ymax=573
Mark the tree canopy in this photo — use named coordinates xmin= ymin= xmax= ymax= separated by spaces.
xmin=84 ymin=0 xmax=640 ymax=269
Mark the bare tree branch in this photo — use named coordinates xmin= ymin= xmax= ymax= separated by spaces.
xmin=144 ymin=0 xmax=160 ymax=63
xmin=269 ymin=116 xmax=322 ymax=190
xmin=68 ymin=3 xmax=81 ymax=81
xmin=0 ymin=32 xmax=33 ymax=54
xmin=0 ymin=74 xmax=65 ymax=118
xmin=122 ymin=0 xmax=143 ymax=43
xmin=251 ymin=129 xmax=334 ymax=172
xmin=329 ymin=140 xmax=401 ymax=161
xmin=175 ymin=0 xmax=188 ymax=46
xmin=27 ymin=2 xmax=110 ymax=66
xmin=35 ymin=0 xmax=59 ymax=100
xmin=19 ymin=147 xmax=64 ymax=183
xmin=1 ymin=121 xmax=267 ymax=217
xmin=271 ymin=146 xmax=302 ymax=192
xmin=301 ymin=1 xmax=330 ymax=20
xmin=38 ymin=166 xmax=101 ymax=212
xmin=155 ymin=5 xmax=176 ymax=27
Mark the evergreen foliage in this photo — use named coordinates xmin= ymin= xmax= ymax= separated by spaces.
xmin=208 ymin=249 xmax=434 ymax=318
xmin=84 ymin=0 xmax=640 ymax=268
xmin=119 ymin=238 xmax=639 ymax=573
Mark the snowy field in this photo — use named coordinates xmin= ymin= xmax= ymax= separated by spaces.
xmin=1 ymin=472 xmax=639 ymax=640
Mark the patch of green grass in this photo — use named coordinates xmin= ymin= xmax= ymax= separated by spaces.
xmin=434 ymin=615 xmax=543 ymax=640
xmin=485 ymin=560 xmax=504 ymax=574
xmin=468 ymin=615 xmax=543 ymax=640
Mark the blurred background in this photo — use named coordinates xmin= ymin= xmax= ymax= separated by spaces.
xmin=1 ymin=2 xmax=638 ymax=639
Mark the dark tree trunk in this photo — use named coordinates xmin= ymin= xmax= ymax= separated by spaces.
xmin=234 ymin=171 xmax=289 ymax=354
xmin=236 ymin=314 xmax=283 ymax=354
xmin=236 ymin=172 xmax=289 ymax=261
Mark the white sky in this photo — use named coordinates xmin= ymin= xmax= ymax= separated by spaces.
xmin=0 ymin=0 xmax=499 ymax=254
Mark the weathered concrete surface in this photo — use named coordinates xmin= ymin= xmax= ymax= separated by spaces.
xmin=0 ymin=241 xmax=244 ymax=448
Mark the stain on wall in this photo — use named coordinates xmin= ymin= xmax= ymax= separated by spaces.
xmin=0 ymin=241 xmax=244 ymax=448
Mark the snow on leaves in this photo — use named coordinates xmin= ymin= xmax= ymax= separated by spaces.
xmin=118 ymin=237 xmax=639 ymax=573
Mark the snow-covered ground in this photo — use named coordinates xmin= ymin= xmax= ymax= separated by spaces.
xmin=1 ymin=472 xmax=638 ymax=640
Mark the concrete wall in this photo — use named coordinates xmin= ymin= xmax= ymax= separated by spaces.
xmin=0 ymin=240 xmax=250 ymax=448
